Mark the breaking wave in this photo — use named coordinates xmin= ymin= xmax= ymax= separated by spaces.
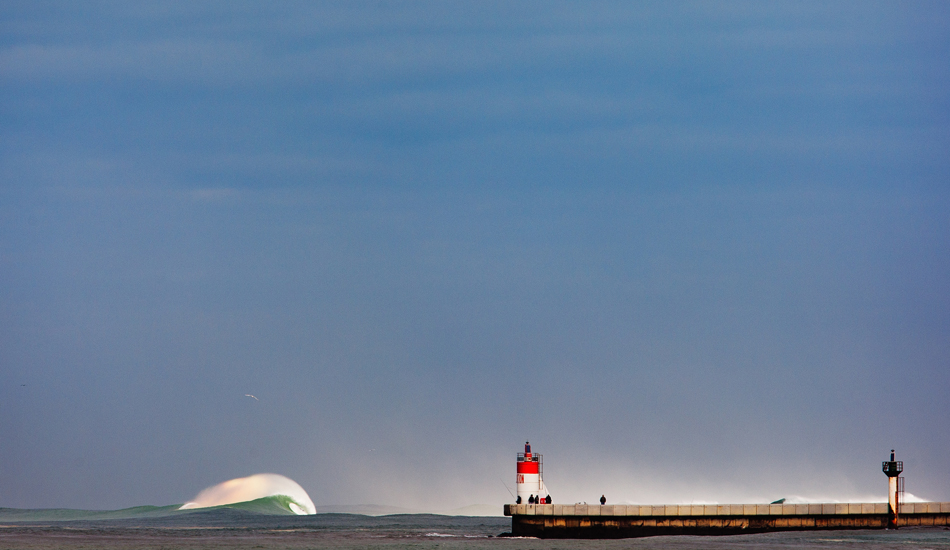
xmin=180 ymin=473 xmax=316 ymax=515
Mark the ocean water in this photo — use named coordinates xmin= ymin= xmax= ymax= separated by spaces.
xmin=2 ymin=502 xmax=948 ymax=549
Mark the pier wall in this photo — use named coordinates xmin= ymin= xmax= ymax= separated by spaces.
xmin=504 ymin=502 xmax=950 ymax=538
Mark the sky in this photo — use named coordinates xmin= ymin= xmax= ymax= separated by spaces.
xmin=1 ymin=1 xmax=948 ymax=511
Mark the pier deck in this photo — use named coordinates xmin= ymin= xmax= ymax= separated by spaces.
xmin=504 ymin=502 xmax=950 ymax=538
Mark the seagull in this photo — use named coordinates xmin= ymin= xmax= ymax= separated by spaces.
xmin=245 ymin=394 xmax=259 ymax=401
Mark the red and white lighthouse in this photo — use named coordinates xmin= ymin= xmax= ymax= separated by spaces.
xmin=516 ymin=441 xmax=549 ymax=503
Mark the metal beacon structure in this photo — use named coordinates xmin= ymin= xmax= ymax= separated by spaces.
xmin=516 ymin=441 xmax=549 ymax=504
xmin=882 ymin=449 xmax=904 ymax=528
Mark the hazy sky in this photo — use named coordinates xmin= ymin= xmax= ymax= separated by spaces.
xmin=1 ymin=1 xmax=948 ymax=511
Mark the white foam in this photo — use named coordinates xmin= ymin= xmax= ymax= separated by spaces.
xmin=179 ymin=473 xmax=316 ymax=514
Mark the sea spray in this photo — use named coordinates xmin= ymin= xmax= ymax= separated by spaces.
xmin=180 ymin=473 xmax=316 ymax=514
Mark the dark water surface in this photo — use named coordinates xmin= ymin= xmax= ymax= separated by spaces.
xmin=2 ymin=511 xmax=949 ymax=549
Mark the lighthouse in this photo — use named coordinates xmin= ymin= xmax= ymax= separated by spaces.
xmin=516 ymin=441 xmax=548 ymax=504
xmin=882 ymin=449 xmax=903 ymax=528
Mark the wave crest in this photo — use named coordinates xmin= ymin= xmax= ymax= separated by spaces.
xmin=179 ymin=473 xmax=316 ymax=515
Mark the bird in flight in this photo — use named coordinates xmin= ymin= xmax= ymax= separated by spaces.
xmin=245 ymin=394 xmax=259 ymax=401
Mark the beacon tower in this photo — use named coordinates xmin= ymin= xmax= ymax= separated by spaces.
xmin=882 ymin=449 xmax=903 ymax=528
xmin=516 ymin=442 xmax=548 ymax=503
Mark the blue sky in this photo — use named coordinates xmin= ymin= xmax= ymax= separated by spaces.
xmin=1 ymin=1 xmax=948 ymax=510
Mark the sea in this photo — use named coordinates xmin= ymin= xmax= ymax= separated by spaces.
xmin=2 ymin=498 xmax=948 ymax=550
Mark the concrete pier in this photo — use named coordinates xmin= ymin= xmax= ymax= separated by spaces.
xmin=504 ymin=502 xmax=950 ymax=538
